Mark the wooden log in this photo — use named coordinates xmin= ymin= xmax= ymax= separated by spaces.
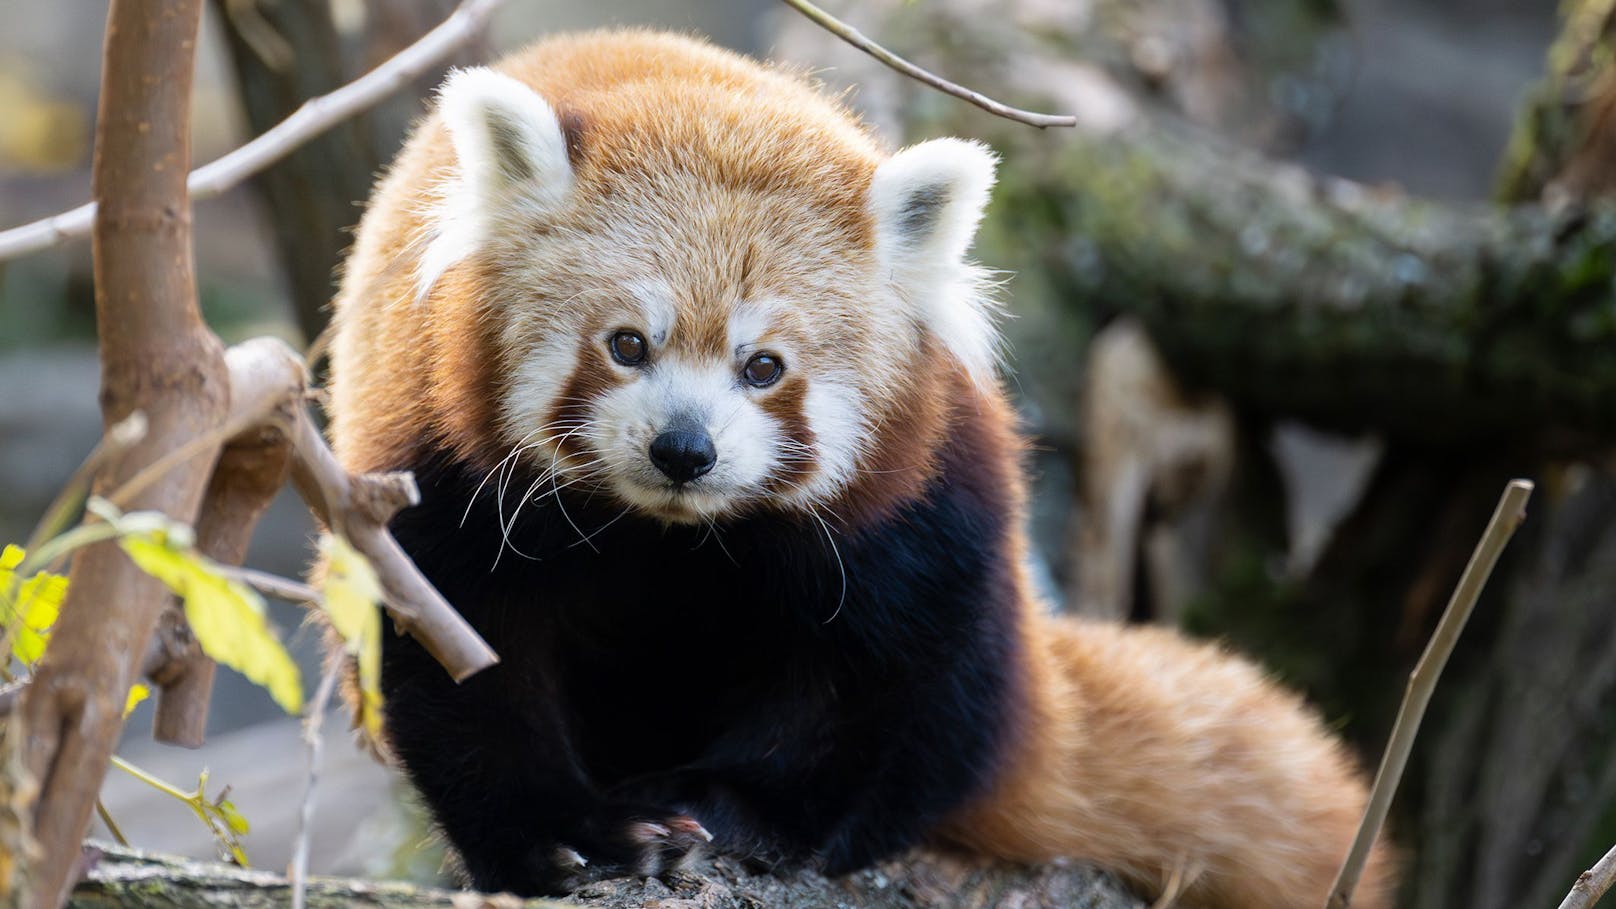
xmin=69 ymin=844 xmax=1142 ymax=909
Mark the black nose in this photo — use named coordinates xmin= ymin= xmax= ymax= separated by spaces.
xmin=649 ymin=429 xmax=717 ymax=484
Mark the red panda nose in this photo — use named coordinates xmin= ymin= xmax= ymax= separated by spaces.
xmin=649 ymin=429 xmax=717 ymax=484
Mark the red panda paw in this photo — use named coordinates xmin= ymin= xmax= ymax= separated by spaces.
xmin=545 ymin=805 xmax=712 ymax=889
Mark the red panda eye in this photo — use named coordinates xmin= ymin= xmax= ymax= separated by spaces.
xmin=609 ymin=330 xmax=647 ymax=366
xmin=743 ymin=353 xmax=783 ymax=387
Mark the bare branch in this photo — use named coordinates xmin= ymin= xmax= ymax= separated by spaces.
xmin=0 ymin=0 xmax=508 ymax=264
xmin=203 ymin=337 xmax=498 ymax=682
xmin=148 ymin=340 xmax=303 ymax=748
xmin=223 ymin=566 xmax=321 ymax=606
xmin=287 ymin=407 xmax=499 ymax=682
xmin=1326 ymin=479 xmax=1535 ymax=909
xmin=1558 ymin=842 xmax=1616 ymax=909
xmin=22 ymin=412 xmax=147 ymax=556
xmin=777 ymin=0 xmax=1077 ymax=129
xmin=290 ymin=661 xmax=341 ymax=909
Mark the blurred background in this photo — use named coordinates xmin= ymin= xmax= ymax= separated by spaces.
xmin=3 ymin=1 xmax=1611 ymax=907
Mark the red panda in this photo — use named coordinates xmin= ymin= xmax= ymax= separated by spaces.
xmin=326 ymin=28 xmax=1397 ymax=909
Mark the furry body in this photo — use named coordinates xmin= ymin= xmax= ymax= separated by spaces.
xmin=328 ymin=29 xmax=1395 ymax=908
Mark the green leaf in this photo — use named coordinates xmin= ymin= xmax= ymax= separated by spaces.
xmin=321 ymin=535 xmax=385 ymax=739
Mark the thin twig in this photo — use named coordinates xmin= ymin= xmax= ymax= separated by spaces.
xmin=778 ymin=0 xmax=1077 ymax=128
xmin=1326 ymin=479 xmax=1534 ymax=909
xmin=95 ymin=799 xmax=129 ymax=848
xmin=222 ymin=565 xmax=321 ymax=606
xmin=290 ymin=660 xmax=341 ymax=909
xmin=0 ymin=0 xmax=507 ymax=263
xmin=22 ymin=411 xmax=147 ymax=556
xmin=1558 ymin=841 xmax=1616 ymax=909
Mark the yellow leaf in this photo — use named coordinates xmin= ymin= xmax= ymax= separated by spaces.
xmin=1 ymin=544 xmax=67 ymax=666
xmin=217 ymin=799 xmax=250 ymax=836
xmin=124 ymin=683 xmax=150 ymax=717
xmin=321 ymin=535 xmax=385 ymax=739
xmin=119 ymin=534 xmax=303 ymax=714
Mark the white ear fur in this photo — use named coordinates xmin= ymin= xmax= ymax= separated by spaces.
xmin=417 ymin=67 xmax=573 ymax=297
xmin=869 ymin=138 xmax=1001 ymax=383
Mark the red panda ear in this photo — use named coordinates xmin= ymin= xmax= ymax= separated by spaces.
xmin=438 ymin=67 xmax=574 ymax=211
xmin=869 ymin=138 xmax=1001 ymax=383
xmin=418 ymin=68 xmax=575 ymax=298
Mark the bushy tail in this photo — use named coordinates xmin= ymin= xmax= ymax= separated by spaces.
xmin=943 ymin=616 xmax=1398 ymax=909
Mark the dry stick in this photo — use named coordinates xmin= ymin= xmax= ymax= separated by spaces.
xmin=1558 ymin=842 xmax=1616 ymax=909
xmin=778 ymin=0 xmax=1078 ymax=128
xmin=1325 ymin=479 xmax=1535 ymax=909
xmin=217 ymin=337 xmax=497 ymax=681
xmin=224 ymin=566 xmax=321 ymax=606
xmin=21 ymin=412 xmax=147 ymax=556
xmin=289 ymin=660 xmax=341 ymax=909
xmin=0 ymin=0 xmax=508 ymax=263
xmin=287 ymin=407 xmax=498 ymax=681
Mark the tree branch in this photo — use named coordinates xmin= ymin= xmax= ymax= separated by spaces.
xmin=777 ymin=0 xmax=1077 ymax=128
xmin=1326 ymin=480 xmax=1534 ymax=909
xmin=215 ymin=337 xmax=500 ymax=682
xmin=0 ymin=0 xmax=508 ymax=264
xmin=148 ymin=341 xmax=303 ymax=748
xmin=287 ymin=406 xmax=498 ymax=681
xmin=1557 ymin=841 xmax=1616 ymax=909
xmin=68 ymin=843 xmax=1142 ymax=909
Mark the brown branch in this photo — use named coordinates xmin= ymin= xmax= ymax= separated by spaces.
xmin=0 ymin=680 xmax=24 ymax=717
xmin=1558 ymin=841 xmax=1616 ymax=909
xmin=777 ymin=0 xmax=1078 ymax=129
xmin=0 ymin=0 xmax=508 ymax=263
xmin=224 ymin=566 xmax=321 ymax=605
xmin=288 ymin=409 xmax=498 ymax=681
xmin=1326 ymin=479 xmax=1535 ymax=909
xmin=15 ymin=3 xmax=229 ymax=907
xmin=149 ymin=341 xmax=302 ymax=748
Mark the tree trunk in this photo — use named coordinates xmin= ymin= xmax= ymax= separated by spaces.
xmin=12 ymin=3 xmax=231 ymax=906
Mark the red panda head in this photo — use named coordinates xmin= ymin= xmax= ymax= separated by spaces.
xmin=411 ymin=48 xmax=999 ymax=526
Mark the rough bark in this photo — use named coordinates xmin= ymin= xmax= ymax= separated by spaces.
xmin=13 ymin=2 xmax=232 ymax=906
xmin=1012 ymin=126 xmax=1616 ymax=448
xmin=67 ymin=844 xmax=1142 ymax=909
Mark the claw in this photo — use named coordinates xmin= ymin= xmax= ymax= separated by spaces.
xmin=668 ymin=816 xmax=714 ymax=843
xmin=625 ymin=821 xmax=671 ymax=843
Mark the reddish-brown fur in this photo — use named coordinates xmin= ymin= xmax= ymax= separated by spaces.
xmin=328 ymin=29 xmax=1398 ymax=908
